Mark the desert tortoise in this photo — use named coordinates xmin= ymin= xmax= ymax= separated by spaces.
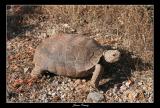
xmin=31 ymin=34 xmax=120 ymax=88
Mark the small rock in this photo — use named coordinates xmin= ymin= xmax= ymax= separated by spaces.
xmin=127 ymin=93 xmax=133 ymax=100
xmin=99 ymin=91 xmax=104 ymax=94
xmin=69 ymin=82 xmax=74 ymax=88
xmin=112 ymin=44 xmax=118 ymax=49
xmin=51 ymin=93 xmax=56 ymax=97
xmin=138 ymin=82 xmax=143 ymax=86
xmin=113 ymin=85 xmax=118 ymax=93
xmin=142 ymin=86 xmax=147 ymax=90
xmin=46 ymin=75 xmax=50 ymax=78
xmin=118 ymin=98 xmax=123 ymax=102
xmin=41 ymin=33 xmax=46 ymax=38
xmin=74 ymin=79 xmax=81 ymax=86
xmin=61 ymin=94 xmax=65 ymax=99
xmin=24 ymin=67 xmax=29 ymax=73
xmin=62 ymin=82 xmax=65 ymax=85
xmin=82 ymin=79 xmax=86 ymax=83
xmin=78 ymin=85 xmax=87 ymax=92
xmin=13 ymin=32 xmax=16 ymax=35
xmin=108 ymin=92 xmax=112 ymax=97
xmin=40 ymin=22 xmax=44 ymax=27
xmin=131 ymin=55 xmax=137 ymax=59
xmin=68 ymin=79 xmax=71 ymax=82
xmin=87 ymin=92 xmax=104 ymax=103
xmin=47 ymin=29 xmax=55 ymax=36
xmin=125 ymin=90 xmax=138 ymax=101
xmin=25 ymin=31 xmax=31 ymax=36
xmin=63 ymin=24 xmax=70 ymax=28
xmin=48 ymin=91 xmax=52 ymax=95
xmin=41 ymin=94 xmax=47 ymax=101
xmin=53 ymin=95 xmax=61 ymax=101
xmin=120 ymin=85 xmax=127 ymax=91
xmin=125 ymin=80 xmax=132 ymax=87
xmin=70 ymin=87 xmax=74 ymax=91
xmin=148 ymin=95 xmax=153 ymax=103
xmin=44 ymin=99 xmax=48 ymax=103
xmin=70 ymin=28 xmax=76 ymax=32
xmin=57 ymin=87 xmax=60 ymax=91
xmin=65 ymin=87 xmax=70 ymax=91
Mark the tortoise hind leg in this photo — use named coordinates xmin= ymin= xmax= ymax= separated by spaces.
xmin=90 ymin=64 xmax=104 ymax=88
xmin=26 ymin=66 xmax=43 ymax=86
xmin=31 ymin=66 xmax=43 ymax=78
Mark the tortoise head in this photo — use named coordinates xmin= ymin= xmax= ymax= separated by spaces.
xmin=103 ymin=50 xmax=120 ymax=63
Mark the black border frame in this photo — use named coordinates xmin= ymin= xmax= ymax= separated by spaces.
xmin=1 ymin=0 xmax=159 ymax=107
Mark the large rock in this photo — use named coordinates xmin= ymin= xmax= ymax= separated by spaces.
xmin=87 ymin=92 xmax=104 ymax=103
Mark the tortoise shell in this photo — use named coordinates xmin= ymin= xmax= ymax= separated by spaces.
xmin=33 ymin=34 xmax=104 ymax=78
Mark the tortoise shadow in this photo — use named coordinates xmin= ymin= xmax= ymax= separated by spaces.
xmin=99 ymin=48 xmax=153 ymax=92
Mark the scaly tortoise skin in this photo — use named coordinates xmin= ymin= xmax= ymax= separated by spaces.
xmin=31 ymin=34 xmax=120 ymax=88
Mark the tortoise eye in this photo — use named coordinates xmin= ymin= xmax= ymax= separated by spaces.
xmin=113 ymin=54 xmax=116 ymax=56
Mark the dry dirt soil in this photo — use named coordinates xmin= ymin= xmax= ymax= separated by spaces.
xmin=6 ymin=5 xmax=154 ymax=103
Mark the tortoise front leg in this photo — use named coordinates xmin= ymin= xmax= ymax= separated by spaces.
xmin=90 ymin=64 xmax=104 ymax=88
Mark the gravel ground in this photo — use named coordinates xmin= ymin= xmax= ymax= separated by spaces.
xmin=6 ymin=5 xmax=153 ymax=103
